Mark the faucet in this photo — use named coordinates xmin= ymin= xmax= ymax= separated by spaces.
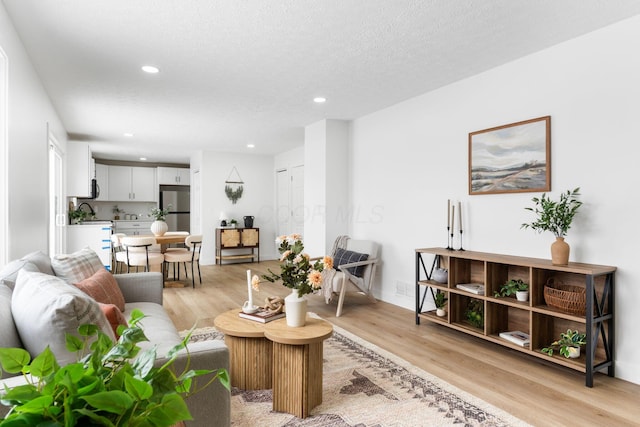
xmin=77 ymin=202 xmax=96 ymax=218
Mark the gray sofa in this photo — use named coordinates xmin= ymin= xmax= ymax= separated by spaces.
xmin=0 ymin=250 xmax=230 ymax=426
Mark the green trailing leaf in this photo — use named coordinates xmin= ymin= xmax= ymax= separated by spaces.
xmin=0 ymin=348 xmax=31 ymax=374
xmin=29 ymin=347 xmax=59 ymax=378
xmin=80 ymin=390 xmax=134 ymax=413
xmin=124 ymin=373 xmax=153 ymax=400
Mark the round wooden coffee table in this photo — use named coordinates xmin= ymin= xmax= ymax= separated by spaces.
xmin=213 ymin=308 xmax=272 ymax=390
xmin=263 ymin=317 xmax=333 ymax=418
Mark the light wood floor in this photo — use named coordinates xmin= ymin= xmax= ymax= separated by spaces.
xmin=162 ymin=261 xmax=639 ymax=426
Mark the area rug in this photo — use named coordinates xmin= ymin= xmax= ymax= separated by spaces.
xmin=182 ymin=322 xmax=530 ymax=427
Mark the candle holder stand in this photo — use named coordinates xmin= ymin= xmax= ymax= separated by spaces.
xmin=457 ymin=230 xmax=465 ymax=251
xmin=446 ymin=226 xmax=453 ymax=250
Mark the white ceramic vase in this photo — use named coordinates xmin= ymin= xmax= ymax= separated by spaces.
xmin=567 ymin=346 xmax=581 ymax=359
xmin=436 ymin=308 xmax=446 ymax=317
xmin=150 ymin=220 xmax=168 ymax=237
xmin=285 ymin=289 xmax=307 ymax=327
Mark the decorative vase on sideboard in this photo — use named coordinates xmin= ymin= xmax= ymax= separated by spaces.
xmin=284 ymin=290 xmax=307 ymax=327
xmin=150 ymin=220 xmax=168 ymax=237
xmin=551 ymin=237 xmax=570 ymax=266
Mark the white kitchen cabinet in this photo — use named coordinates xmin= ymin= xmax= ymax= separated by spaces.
xmin=107 ymin=165 xmax=156 ymax=201
xmin=67 ymin=141 xmax=92 ymax=198
xmin=67 ymin=223 xmax=113 ymax=270
xmin=113 ymin=220 xmax=153 ymax=236
xmin=94 ymin=163 xmax=109 ymax=201
xmin=157 ymin=167 xmax=190 ymax=185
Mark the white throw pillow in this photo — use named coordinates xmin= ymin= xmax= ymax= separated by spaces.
xmin=11 ymin=269 xmax=115 ymax=366
xmin=51 ymin=247 xmax=104 ymax=283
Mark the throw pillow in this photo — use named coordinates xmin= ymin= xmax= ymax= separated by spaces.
xmin=75 ymin=268 xmax=126 ymax=312
xmin=51 ymin=247 xmax=104 ymax=283
xmin=0 ymin=283 xmax=22 ymax=349
xmin=11 ymin=269 xmax=115 ymax=366
xmin=99 ymin=303 xmax=128 ymax=338
xmin=333 ymin=248 xmax=369 ymax=278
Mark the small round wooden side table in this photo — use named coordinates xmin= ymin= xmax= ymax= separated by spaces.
xmin=213 ymin=308 xmax=272 ymax=390
xmin=263 ymin=317 xmax=333 ymax=418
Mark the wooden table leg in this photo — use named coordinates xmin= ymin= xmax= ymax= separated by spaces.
xmin=272 ymin=341 xmax=324 ymax=418
xmin=224 ymin=335 xmax=272 ymax=390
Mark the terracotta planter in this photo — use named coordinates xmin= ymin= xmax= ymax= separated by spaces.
xmin=551 ymin=237 xmax=570 ymax=266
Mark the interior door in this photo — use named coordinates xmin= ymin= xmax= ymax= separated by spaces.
xmin=290 ymin=165 xmax=304 ymax=236
xmin=48 ymin=135 xmax=65 ymax=256
xmin=276 ymin=169 xmax=290 ymax=236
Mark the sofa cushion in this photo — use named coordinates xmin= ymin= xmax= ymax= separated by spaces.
xmin=124 ymin=302 xmax=181 ymax=356
xmin=0 ymin=250 xmax=53 ymax=290
xmin=99 ymin=303 xmax=128 ymax=338
xmin=0 ymin=283 xmax=22 ymax=349
xmin=75 ymin=268 xmax=126 ymax=312
xmin=333 ymin=248 xmax=369 ymax=277
xmin=11 ymin=270 xmax=115 ymax=366
xmin=51 ymin=247 xmax=104 ymax=283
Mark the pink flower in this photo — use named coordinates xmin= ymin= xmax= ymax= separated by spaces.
xmin=280 ymin=250 xmax=291 ymax=261
xmin=293 ymin=255 xmax=303 ymax=264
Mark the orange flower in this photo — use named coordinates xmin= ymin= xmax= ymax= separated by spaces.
xmin=308 ymin=270 xmax=323 ymax=289
xmin=280 ymin=250 xmax=291 ymax=261
xmin=251 ymin=274 xmax=261 ymax=291
xmin=323 ymin=255 xmax=333 ymax=270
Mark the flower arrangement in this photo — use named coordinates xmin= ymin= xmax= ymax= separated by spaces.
xmin=149 ymin=204 xmax=172 ymax=221
xmin=262 ymin=234 xmax=333 ymax=298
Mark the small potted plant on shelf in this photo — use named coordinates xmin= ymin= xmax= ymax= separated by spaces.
xmin=434 ymin=291 xmax=448 ymax=317
xmin=229 ymin=219 xmax=238 ymax=228
xmin=521 ymin=187 xmax=583 ymax=266
xmin=69 ymin=209 xmax=89 ymax=224
xmin=541 ymin=329 xmax=587 ymax=359
xmin=494 ymin=279 xmax=529 ymax=302
xmin=149 ymin=204 xmax=172 ymax=236
xmin=465 ymin=299 xmax=484 ymax=328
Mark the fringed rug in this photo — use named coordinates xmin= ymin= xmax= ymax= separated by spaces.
xmin=182 ymin=321 xmax=530 ymax=427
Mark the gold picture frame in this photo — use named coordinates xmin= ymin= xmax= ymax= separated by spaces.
xmin=469 ymin=116 xmax=551 ymax=195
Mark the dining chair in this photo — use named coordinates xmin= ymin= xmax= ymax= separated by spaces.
xmin=162 ymin=235 xmax=202 ymax=288
xmin=110 ymin=233 xmax=127 ymax=274
xmin=120 ymin=236 xmax=165 ymax=278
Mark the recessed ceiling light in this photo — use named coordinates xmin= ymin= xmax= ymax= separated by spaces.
xmin=139 ymin=157 xmax=147 ymax=161
xmin=247 ymin=144 xmax=255 ymax=148
xmin=313 ymin=97 xmax=327 ymax=103
xmin=124 ymin=133 xmax=134 ymax=137
xmin=141 ymin=65 xmax=159 ymax=74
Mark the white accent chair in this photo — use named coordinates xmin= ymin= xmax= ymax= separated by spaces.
xmin=327 ymin=238 xmax=379 ymax=317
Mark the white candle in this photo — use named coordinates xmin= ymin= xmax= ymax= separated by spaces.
xmin=246 ymin=269 xmax=253 ymax=307
xmin=458 ymin=201 xmax=462 ymax=231
xmin=451 ymin=205 xmax=455 ymax=234
xmin=447 ymin=199 xmax=450 ymax=229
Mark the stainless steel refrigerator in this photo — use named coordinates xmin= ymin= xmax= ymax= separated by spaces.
xmin=159 ymin=185 xmax=190 ymax=232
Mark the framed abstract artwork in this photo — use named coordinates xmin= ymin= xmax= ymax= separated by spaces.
xmin=469 ymin=116 xmax=551 ymax=195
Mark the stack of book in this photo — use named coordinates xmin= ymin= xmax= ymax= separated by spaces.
xmin=238 ymin=308 xmax=286 ymax=323
xmin=499 ymin=331 xmax=530 ymax=347
xmin=455 ymin=283 xmax=485 ymax=295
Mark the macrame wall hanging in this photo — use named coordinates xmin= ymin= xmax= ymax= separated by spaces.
xmin=225 ymin=166 xmax=244 ymax=204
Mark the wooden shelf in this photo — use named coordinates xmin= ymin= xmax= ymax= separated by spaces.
xmin=415 ymin=247 xmax=616 ymax=387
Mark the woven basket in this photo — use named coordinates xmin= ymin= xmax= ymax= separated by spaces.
xmin=543 ymin=278 xmax=586 ymax=315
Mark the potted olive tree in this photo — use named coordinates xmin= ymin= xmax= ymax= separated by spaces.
xmin=494 ymin=279 xmax=529 ymax=302
xmin=521 ymin=187 xmax=582 ymax=265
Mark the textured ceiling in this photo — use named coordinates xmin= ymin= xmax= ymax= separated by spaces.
xmin=4 ymin=0 xmax=640 ymax=163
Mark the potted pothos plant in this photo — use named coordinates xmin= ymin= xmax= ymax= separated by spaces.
xmin=494 ymin=279 xmax=529 ymax=302
xmin=541 ymin=329 xmax=587 ymax=359
xmin=0 ymin=309 xmax=229 ymax=426
xmin=434 ymin=291 xmax=448 ymax=317
xmin=521 ymin=187 xmax=583 ymax=266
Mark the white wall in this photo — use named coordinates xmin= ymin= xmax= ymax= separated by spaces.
xmin=349 ymin=15 xmax=640 ymax=384
xmin=0 ymin=4 xmax=67 ymax=262
xmin=194 ymin=151 xmax=276 ymax=265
